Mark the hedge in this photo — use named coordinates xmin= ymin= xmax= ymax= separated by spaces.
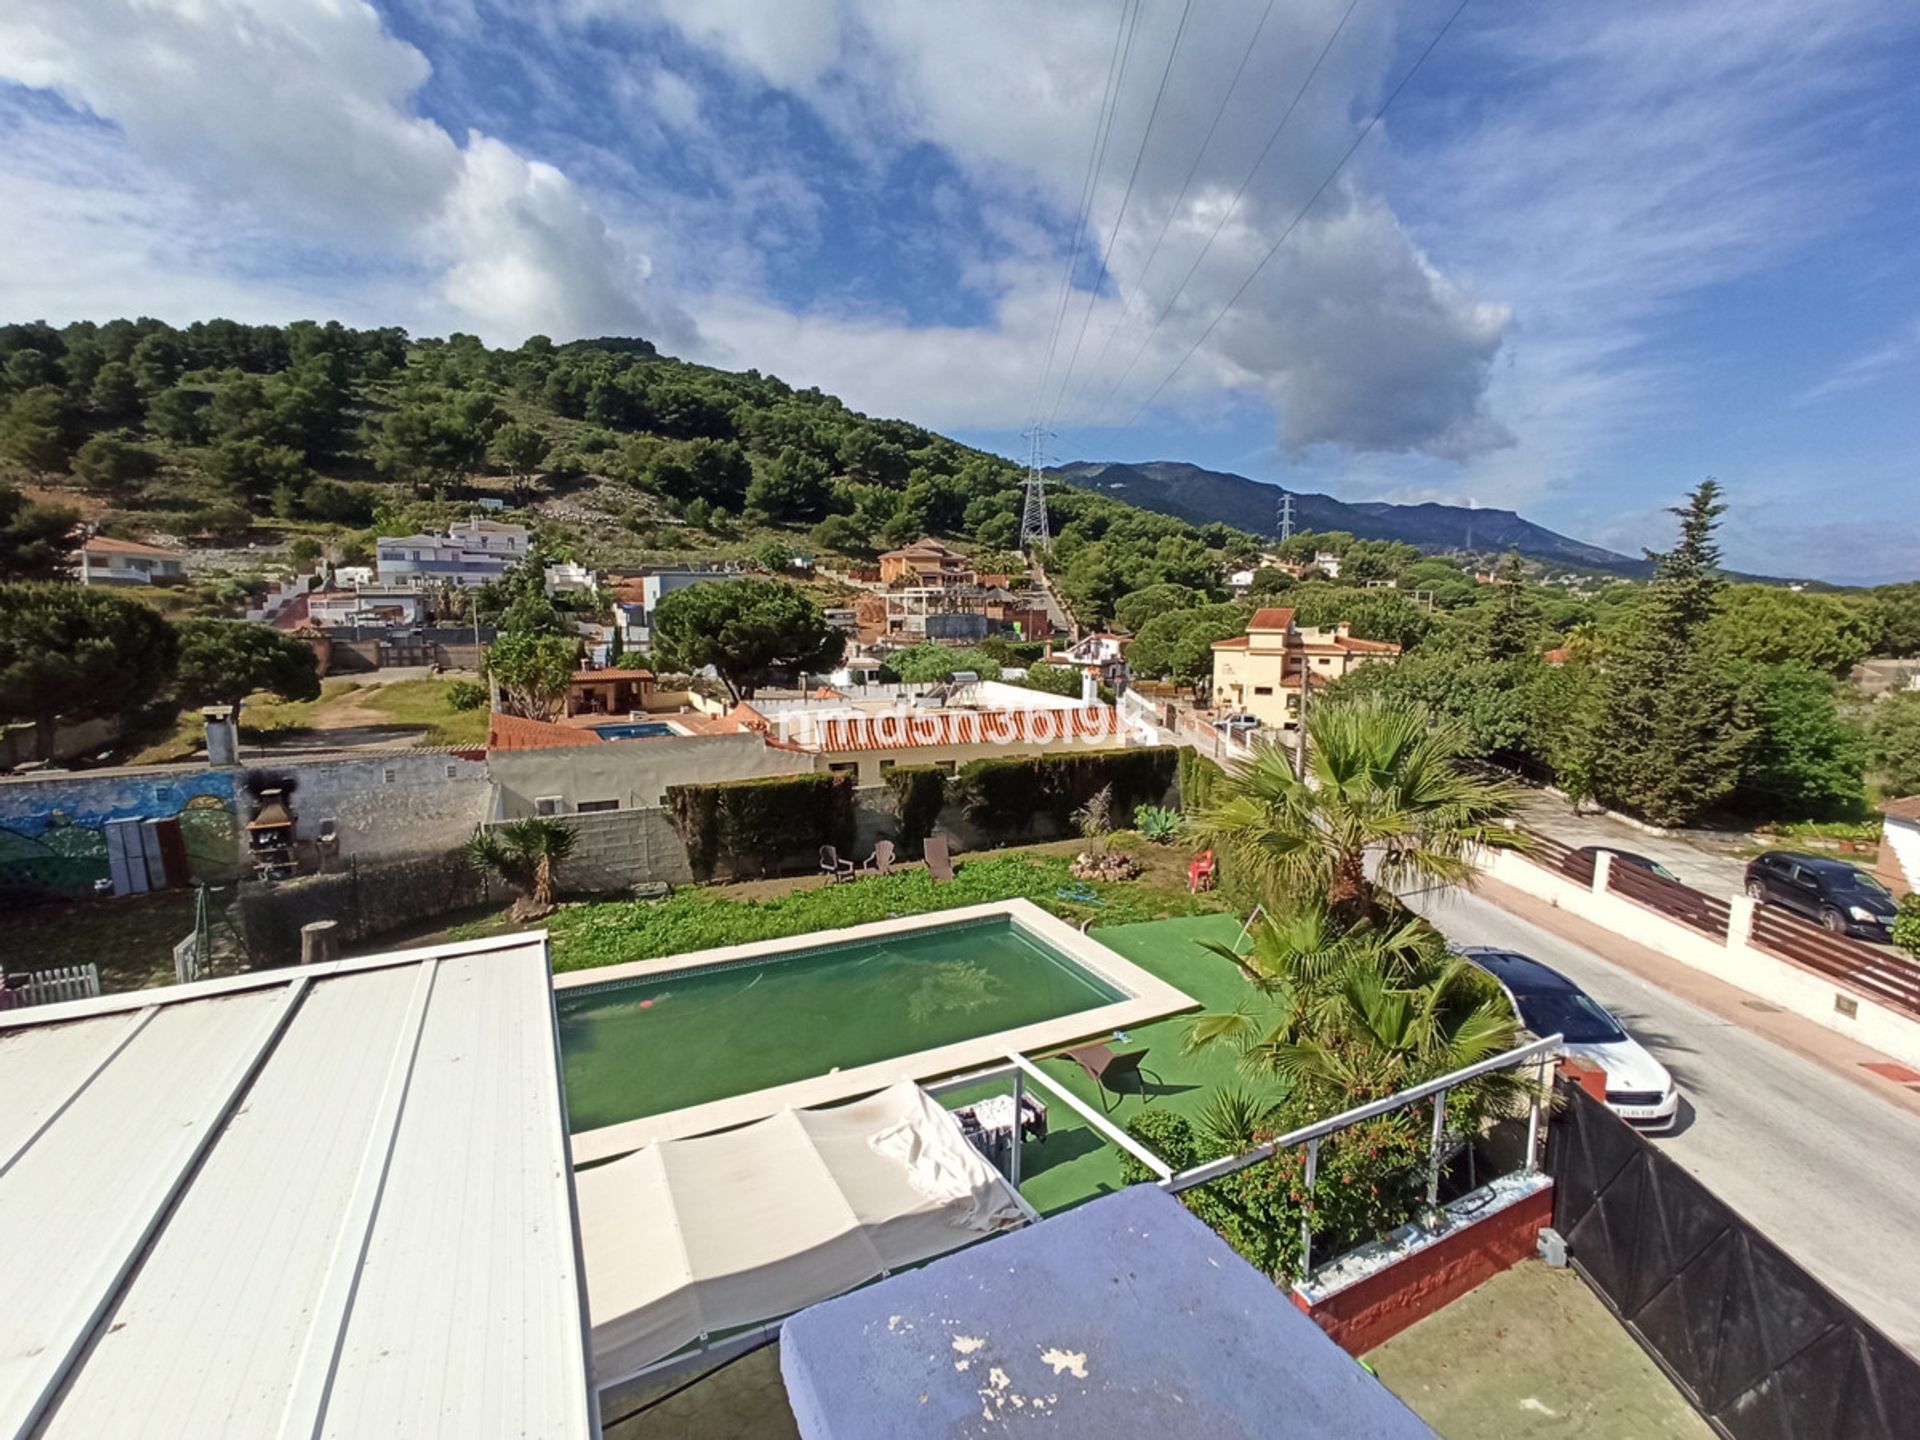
xmin=666 ymin=771 xmax=855 ymax=881
xmin=1177 ymin=746 xmax=1228 ymax=815
xmin=883 ymin=764 xmax=949 ymax=858
xmin=956 ymin=746 xmax=1178 ymax=839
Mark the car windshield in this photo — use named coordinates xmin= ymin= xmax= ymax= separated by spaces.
xmin=1825 ymin=869 xmax=1890 ymax=898
xmin=1513 ymin=989 xmax=1627 ymax=1045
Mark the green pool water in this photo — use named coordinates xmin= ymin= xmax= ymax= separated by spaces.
xmin=557 ymin=916 xmax=1124 ymax=1131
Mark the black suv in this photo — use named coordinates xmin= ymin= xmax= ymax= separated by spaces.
xmin=1743 ymin=851 xmax=1897 ymax=940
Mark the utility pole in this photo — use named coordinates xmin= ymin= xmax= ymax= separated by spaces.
xmin=1275 ymin=489 xmax=1295 ymax=544
xmin=1020 ymin=424 xmax=1052 ymax=553
xmin=1295 ymin=650 xmax=1310 ymax=780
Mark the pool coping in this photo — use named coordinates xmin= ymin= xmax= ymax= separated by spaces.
xmin=559 ymin=898 xmax=1198 ymax=1163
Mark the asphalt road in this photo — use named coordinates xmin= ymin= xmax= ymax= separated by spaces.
xmin=1404 ymin=881 xmax=1920 ymax=1355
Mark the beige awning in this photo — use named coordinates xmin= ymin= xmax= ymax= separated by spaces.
xmin=579 ymin=1080 xmax=1035 ymax=1385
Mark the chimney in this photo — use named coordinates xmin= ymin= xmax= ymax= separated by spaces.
xmin=1081 ymin=669 xmax=1099 ymax=705
xmin=201 ymin=706 xmax=238 ymax=766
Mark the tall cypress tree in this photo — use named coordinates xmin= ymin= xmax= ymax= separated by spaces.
xmin=1590 ymin=481 xmax=1750 ymax=826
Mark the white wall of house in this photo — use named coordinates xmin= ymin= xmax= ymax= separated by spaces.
xmin=77 ymin=550 xmax=187 ymax=585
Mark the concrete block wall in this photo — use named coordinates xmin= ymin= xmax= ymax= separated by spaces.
xmin=549 ymin=808 xmax=695 ymax=892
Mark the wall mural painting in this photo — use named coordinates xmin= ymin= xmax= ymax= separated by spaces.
xmin=0 ymin=771 xmax=241 ymax=901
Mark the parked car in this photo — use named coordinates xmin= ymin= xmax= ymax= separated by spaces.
xmin=1569 ymin=845 xmax=1678 ymax=883
xmin=1213 ymin=713 xmax=1261 ymax=735
xmin=1462 ymin=947 xmax=1680 ymax=1131
xmin=1742 ymin=851 xmax=1897 ymax=940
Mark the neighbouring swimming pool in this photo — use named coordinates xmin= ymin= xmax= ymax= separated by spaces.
xmin=590 ymin=720 xmax=677 ymax=740
xmin=556 ymin=914 xmax=1129 ymax=1132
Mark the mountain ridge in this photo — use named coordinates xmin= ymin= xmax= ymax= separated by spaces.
xmin=1053 ymin=459 xmax=1642 ymax=573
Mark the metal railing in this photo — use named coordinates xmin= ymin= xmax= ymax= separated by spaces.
xmin=1162 ymin=1034 xmax=1563 ymax=1277
xmin=929 ymin=1034 xmax=1564 ymax=1280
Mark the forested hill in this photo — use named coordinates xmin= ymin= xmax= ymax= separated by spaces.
xmin=1055 ymin=459 xmax=1637 ymax=573
xmin=0 ymin=318 xmax=1298 ymax=622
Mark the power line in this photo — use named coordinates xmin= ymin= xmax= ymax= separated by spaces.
xmin=1114 ymin=0 xmax=1475 ymax=434
xmin=1055 ymin=0 xmax=1282 ymax=427
xmin=1043 ymin=0 xmax=1196 ymax=429
xmin=1028 ymin=0 xmax=1141 ymax=434
xmin=1077 ymin=0 xmax=1368 ymax=435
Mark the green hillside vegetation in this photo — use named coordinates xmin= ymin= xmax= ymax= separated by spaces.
xmin=0 ymin=317 xmax=1280 ymax=606
xmin=2 ymin=318 xmax=1915 ymax=821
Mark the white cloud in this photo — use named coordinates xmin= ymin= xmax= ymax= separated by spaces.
xmin=0 ymin=0 xmax=692 ymax=346
xmin=1794 ymin=318 xmax=1920 ymax=406
xmin=612 ymin=0 xmax=1509 ymax=459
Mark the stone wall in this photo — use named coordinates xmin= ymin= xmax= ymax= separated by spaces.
xmin=233 ymin=851 xmax=495 ymax=965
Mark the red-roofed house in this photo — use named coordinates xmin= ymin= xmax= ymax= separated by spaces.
xmin=565 ymin=667 xmax=657 ymax=718
xmin=75 ymin=535 xmax=187 ymax=586
xmin=1209 ymin=607 xmax=1401 ymax=728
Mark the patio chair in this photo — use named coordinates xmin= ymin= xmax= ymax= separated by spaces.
xmin=923 ymin=834 xmax=955 ymax=882
xmin=819 ymin=844 xmax=855 ymax=883
xmin=1187 ymin=849 xmax=1217 ymax=894
xmin=1063 ymin=1044 xmax=1153 ymax=1109
xmin=860 ymin=839 xmax=896 ymax=877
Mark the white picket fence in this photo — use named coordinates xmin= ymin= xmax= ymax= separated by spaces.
xmin=0 ymin=964 xmax=102 ymax=1012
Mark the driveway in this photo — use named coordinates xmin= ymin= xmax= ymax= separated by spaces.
xmin=1403 ymin=878 xmax=1920 ymax=1354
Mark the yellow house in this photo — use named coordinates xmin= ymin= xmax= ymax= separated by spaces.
xmin=1209 ymin=607 xmax=1401 ymax=728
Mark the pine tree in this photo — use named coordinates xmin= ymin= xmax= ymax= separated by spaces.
xmin=1588 ymin=481 xmax=1750 ymax=826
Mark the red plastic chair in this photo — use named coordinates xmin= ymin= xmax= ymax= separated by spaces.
xmin=1188 ymin=849 xmax=1217 ymax=894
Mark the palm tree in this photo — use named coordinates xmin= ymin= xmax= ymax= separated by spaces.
xmin=1186 ymin=912 xmax=1526 ymax=1123
xmin=1191 ymin=695 xmax=1524 ymax=927
xmin=462 ymin=818 xmax=578 ymax=920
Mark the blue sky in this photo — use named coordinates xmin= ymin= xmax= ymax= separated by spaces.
xmin=2 ymin=1 xmax=1916 ymax=581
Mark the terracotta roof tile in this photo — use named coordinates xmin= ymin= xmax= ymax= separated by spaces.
xmin=1880 ymin=796 xmax=1920 ymax=823
xmin=79 ymin=536 xmax=179 ymax=558
xmin=487 ymin=713 xmax=605 ymax=750
xmin=1248 ymin=607 xmax=1296 ymax=631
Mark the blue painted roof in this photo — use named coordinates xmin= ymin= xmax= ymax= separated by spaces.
xmin=779 ymin=1186 xmax=1434 ymax=1439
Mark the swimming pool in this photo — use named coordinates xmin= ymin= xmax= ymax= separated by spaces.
xmin=590 ymin=720 xmax=678 ymax=740
xmin=555 ymin=900 xmax=1197 ymax=1161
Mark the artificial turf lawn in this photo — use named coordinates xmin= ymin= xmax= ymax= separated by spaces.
xmin=936 ymin=911 xmax=1277 ymax=1214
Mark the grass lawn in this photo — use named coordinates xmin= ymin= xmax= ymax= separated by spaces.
xmin=448 ymin=843 xmax=1234 ymax=971
xmin=122 ymin=676 xmax=484 ymax=763
xmin=8 ymin=888 xmax=199 ymax=992
xmin=353 ymin=679 xmax=489 ymax=746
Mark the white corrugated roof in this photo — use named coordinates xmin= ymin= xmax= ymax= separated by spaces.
xmin=0 ymin=933 xmax=596 ymax=1440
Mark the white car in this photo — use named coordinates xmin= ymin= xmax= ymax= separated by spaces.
xmin=1463 ymin=946 xmax=1680 ymax=1132
xmin=1213 ymin=713 xmax=1261 ymax=735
